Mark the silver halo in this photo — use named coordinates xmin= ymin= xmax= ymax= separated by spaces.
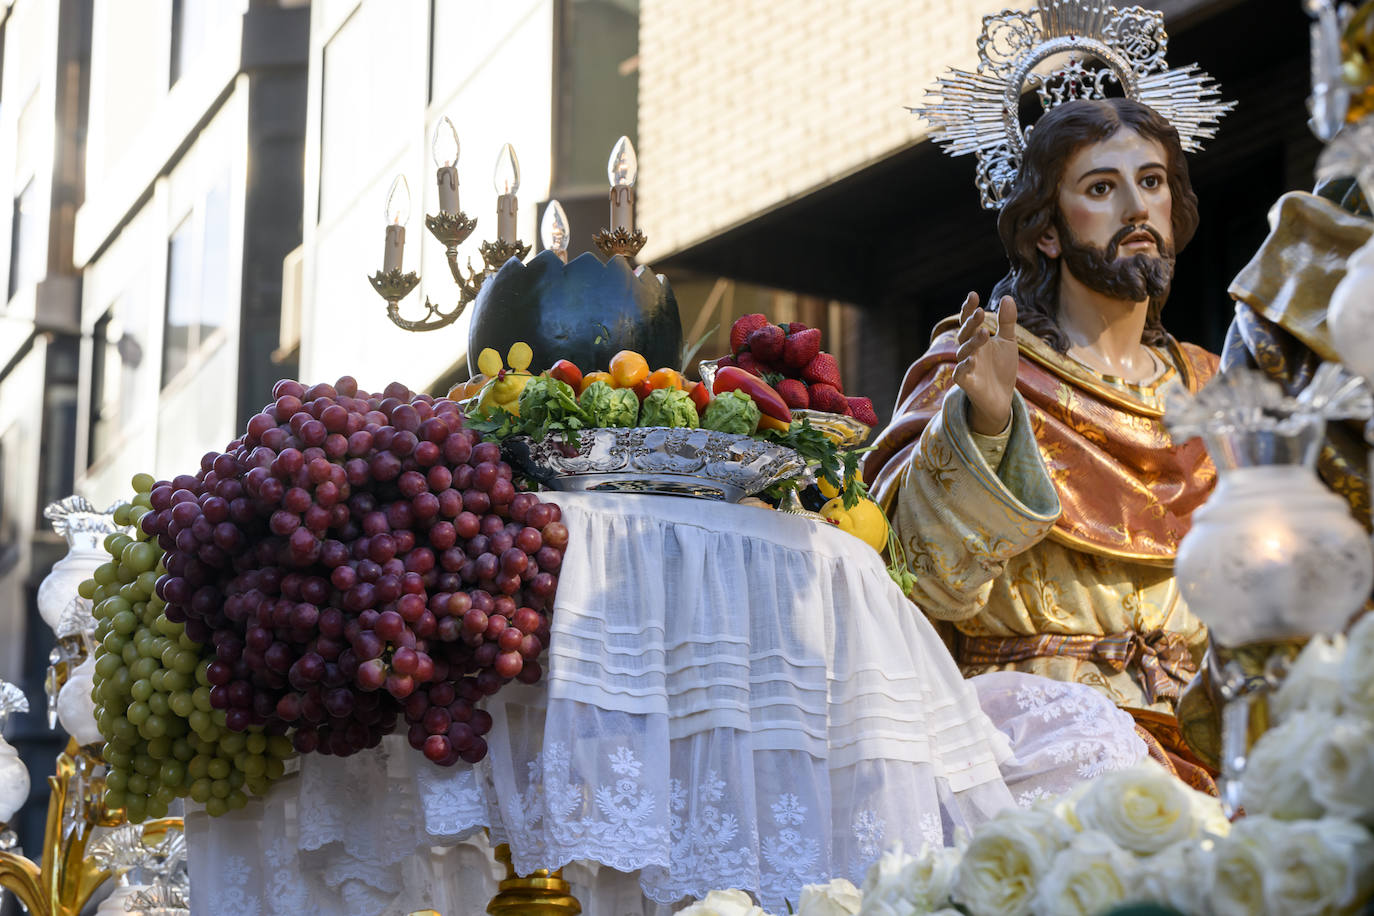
xmin=916 ymin=0 xmax=1235 ymax=209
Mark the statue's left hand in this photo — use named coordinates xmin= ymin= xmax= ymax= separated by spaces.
xmin=953 ymin=293 xmax=1019 ymax=435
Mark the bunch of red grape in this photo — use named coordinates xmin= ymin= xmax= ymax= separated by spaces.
xmin=141 ymin=377 xmax=566 ymax=765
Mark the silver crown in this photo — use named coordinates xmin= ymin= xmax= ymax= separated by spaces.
xmin=917 ymin=0 xmax=1235 ymax=209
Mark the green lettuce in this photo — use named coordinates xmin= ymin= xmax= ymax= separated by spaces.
xmin=579 ymin=380 xmax=639 ymax=427
xmin=701 ymin=389 xmax=760 ymax=435
xmin=639 ymin=387 xmax=700 ymax=429
xmin=517 ymin=376 xmax=587 ymax=439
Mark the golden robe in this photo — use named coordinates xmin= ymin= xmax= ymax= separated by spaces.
xmin=864 ymin=321 xmax=1219 ymax=715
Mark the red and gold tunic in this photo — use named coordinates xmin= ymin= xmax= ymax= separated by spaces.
xmin=863 ymin=318 xmax=1218 ymax=716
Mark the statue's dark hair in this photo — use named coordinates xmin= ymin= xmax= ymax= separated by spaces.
xmin=988 ymin=98 xmax=1200 ymax=352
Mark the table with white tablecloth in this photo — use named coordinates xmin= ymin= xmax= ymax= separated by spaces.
xmin=185 ymin=491 xmax=1144 ymax=915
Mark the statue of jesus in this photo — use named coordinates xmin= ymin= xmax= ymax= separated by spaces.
xmin=864 ymin=97 xmax=1220 ymax=790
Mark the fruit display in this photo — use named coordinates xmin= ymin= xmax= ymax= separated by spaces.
xmin=718 ymin=315 xmax=879 ymax=426
xmin=85 ymin=376 xmax=568 ymax=812
xmin=81 ymin=474 xmax=294 ymax=822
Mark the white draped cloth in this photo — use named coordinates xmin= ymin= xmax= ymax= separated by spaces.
xmin=186 ymin=492 xmax=1144 ymax=915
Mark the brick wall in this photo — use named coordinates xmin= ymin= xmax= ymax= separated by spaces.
xmin=637 ymin=0 xmax=1010 ymax=262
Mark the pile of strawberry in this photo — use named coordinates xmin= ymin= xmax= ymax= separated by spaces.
xmin=717 ymin=315 xmax=879 ymax=426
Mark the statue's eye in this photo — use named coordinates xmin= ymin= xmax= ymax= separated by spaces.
xmin=1089 ymin=181 xmax=1111 ymax=196
xmin=1141 ymin=174 xmax=1162 ymax=189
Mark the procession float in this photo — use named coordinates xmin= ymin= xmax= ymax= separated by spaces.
xmin=3 ymin=1 xmax=1374 ymax=915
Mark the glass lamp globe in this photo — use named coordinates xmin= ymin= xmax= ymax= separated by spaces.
xmin=57 ymin=654 xmax=102 ymax=747
xmin=38 ymin=497 xmax=120 ymax=634
xmin=0 ymin=734 xmax=29 ymax=827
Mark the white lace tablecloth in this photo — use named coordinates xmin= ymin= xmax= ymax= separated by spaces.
xmin=186 ymin=491 xmax=1144 ymax=915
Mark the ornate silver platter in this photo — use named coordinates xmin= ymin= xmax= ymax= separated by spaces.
xmin=504 ymin=427 xmax=807 ymax=502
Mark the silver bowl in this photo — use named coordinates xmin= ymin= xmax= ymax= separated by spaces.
xmin=504 ymin=426 xmax=807 ymax=502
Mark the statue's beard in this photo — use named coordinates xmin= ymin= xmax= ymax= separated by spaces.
xmin=1056 ymin=219 xmax=1176 ymax=304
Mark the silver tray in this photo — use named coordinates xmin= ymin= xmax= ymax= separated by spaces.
xmin=504 ymin=426 xmax=807 ymax=502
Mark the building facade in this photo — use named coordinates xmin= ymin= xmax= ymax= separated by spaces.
xmin=636 ymin=0 xmax=1319 ymax=416
xmin=295 ymin=0 xmax=640 ymax=395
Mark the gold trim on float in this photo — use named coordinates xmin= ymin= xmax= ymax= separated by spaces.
xmin=1045 ymin=524 xmax=1177 ymax=567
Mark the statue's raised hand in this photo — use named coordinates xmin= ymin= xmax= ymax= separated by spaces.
xmin=952 ymin=292 xmax=1019 ymax=436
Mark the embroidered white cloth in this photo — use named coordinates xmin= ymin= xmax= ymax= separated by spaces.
xmin=185 ymin=491 xmax=1141 ymax=914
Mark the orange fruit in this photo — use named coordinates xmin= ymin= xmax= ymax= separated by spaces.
xmin=647 ymin=367 xmax=683 ymax=391
xmin=609 ymin=350 xmax=650 ymax=388
xmin=581 ymin=370 xmax=614 ymax=393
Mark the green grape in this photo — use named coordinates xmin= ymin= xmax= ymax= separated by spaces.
xmin=77 ymin=578 xmax=96 ymax=600
xmin=124 ymin=796 xmax=147 ymax=823
xmin=126 ymin=773 xmax=148 ymax=795
xmin=219 ymin=732 xmax=246 ymax=756
xmin=131 ymin=679 xmax=153 ymax=702
xmin=245 ymin=734 xmax=267 ymax=755
xmin=171 ymin=738 xmax=194 ymax=761
xmin=105 ymin=769 xmax=128 ymax=792
xmin=239 ymin=754 xmax=266 ymax=778
xmin=226 ymin=790 xmax=247 ymax=811
xmin=126 ymin=702 xmax=150 ymax=726
xmin=207 ymin=758 xmax=230 ymax=781
xmin=189 ymin=778 xmax=212 ymax=803
xmin=265 ymin=757 xmax=286 ymax=780
xmin=169 ymin=692 xmax=194 ymax=718
xmin=104 ymin=788 xmax=127 ymax=810
xmin=210 ymin=778 xmax=231 ymax=799
xmin=160 ymin=760 xmax=186 ymax=786
xmin=146 ymin=736 xmax=172 ymax=759
xmin=192 ymin=687 xmax=212 ymax=712
xmin=204 ymin=797 xmax=228 ymax=818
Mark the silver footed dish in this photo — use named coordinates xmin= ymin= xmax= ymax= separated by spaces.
xmin=503 ymin=426 xmax=808 ymax=502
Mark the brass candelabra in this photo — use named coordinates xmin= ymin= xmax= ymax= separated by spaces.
xmin=0 ymin=737 xmax=181 ymax=916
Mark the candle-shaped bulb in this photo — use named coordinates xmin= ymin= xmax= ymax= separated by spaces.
xmin=493 ymin=143 xmax=520 ymax=195
xmin=385 ymin=174 xmax=411 ymax=226
xmin=432 ymin=116 xmax=460 ymax=168
xmin=541 ymin=200 xmax=570 ymax=257
xmin=607 ymin=135 xmax=638 ymax=188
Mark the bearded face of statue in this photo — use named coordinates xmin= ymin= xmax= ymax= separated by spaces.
xmin=1041 ymin=129 xmax=1178 ymax=305
xmin=989 ymin=98 xmax=1200 ymax=352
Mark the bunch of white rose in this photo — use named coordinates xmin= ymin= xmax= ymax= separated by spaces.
xmin=676 ymin=616 xmax=1374 ymax=916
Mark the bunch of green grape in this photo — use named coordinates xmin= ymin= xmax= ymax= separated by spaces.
xmin=82 ymin=473 xmax=294 ymax=821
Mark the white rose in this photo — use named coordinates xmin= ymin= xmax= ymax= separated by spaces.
xmin=1340 ymin=611 xmax=1374 ymax=718
xmin=1130 ymin=841 xmax=1208 ymax=913
xmin=1030 ymin=779 xmax=1090 ymax=832
xmin=1273 ymin=633 xmax=1347 ymax=720
xmin=1304 ymin=715 xmax=1374 ymax=822
xmin=860 ymin=844 xmax=960 ymax=915
xmin=1075 ymin=761 xmax=1195 ymax=853
xmin=1239 ymin=713 xmax=1332 ymax=820
xmin=1030 ymin=831 xmax=1134 ymax=916
xmin=1209 ymin=817 xmax=1272 ymax=916
xmin=952 ymin=810 xmax=1068 ymax=916
xmin=1263 ymin=817 xmax=1374 ymax=915
xmin=676 ymin=889 xmax=772 ymax=916
xmin=795 ymin=878 xmax=862 ymax=916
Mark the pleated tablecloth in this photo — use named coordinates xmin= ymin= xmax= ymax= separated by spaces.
xmin=186 ymin=491 xmax=1036 ymax=915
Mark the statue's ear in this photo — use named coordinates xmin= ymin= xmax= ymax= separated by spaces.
xmin=1037 ymin=225 xmax=1061 ymax=259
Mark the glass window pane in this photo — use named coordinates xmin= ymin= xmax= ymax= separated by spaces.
xmin=555 ymin=0 xmax=639 ymax=194
xmin=8 ymin=179 xmax=43 ymax=299
xmin=199 ymin=176 xmax=231 ymax=332
xmin=162 ymin=218 xmax=196 ymax=387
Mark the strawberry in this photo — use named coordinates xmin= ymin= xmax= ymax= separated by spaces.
xmin=783 ymin=327 xmax=821 ymax=371
xmin=736 ymin=351 xmax=763 ymax=377
xmin=730 ymin=313 xmax=770 ymax=354
xmin=802 ymin=352 xmax=843 ymax=392
xmin=715 ymin=354 xmax=737 ymax=370
xmin=747 ymin=325 xmax=786 ymax=364
xmin=808 ymin=382 xmax=847 ymax=414
xmin=786 ymin=322 xmax=811 ymax=336
xmin=847 ymin=396 xmax=878 ymax=426
xmin=776 ymin=378 xmax=810 ymax=410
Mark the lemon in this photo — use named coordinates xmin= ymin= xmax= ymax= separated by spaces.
xmin=820 ymin=496 xmax=888 ymax=553
xmin=477 ymin=348 xmax=503 ymax=377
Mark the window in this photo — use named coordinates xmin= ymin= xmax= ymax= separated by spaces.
xmin=8 ymin=178 xmax=42 ymax=300
xmin=88 ymin=306 xmax=141 ymax=466
xmin=161 ymin=174 xmax=232 ymax=388
xmin=553 ymin=0 xmax=640 ymax=195
xmin=171 ymin=0 xmax=241 ymax=87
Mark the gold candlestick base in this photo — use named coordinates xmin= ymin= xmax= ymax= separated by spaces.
xmin=425 ymin=211 xmax=479 ymax=248
xmin=593 ymin=227 xmax=647 ymax=259
xmin=368 ymin=268 xmax=421 ymax=305
xmin=486 ymin=843 xmax=582 ymax=916
xmin=481 ymin=240 xmax=531 ymax=272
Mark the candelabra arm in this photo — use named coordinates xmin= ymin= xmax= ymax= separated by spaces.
xmin=0 ymin=849 xmax=43 ymax=916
